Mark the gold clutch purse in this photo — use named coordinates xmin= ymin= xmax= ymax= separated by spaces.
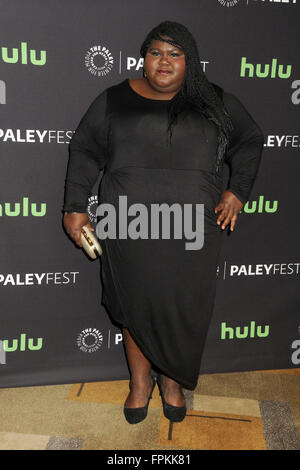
xmin=81 ymin=225 xmax=102 ymax=259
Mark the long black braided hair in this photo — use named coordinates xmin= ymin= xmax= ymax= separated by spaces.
xmin=140 ymin=20 xmax=234 ymax=174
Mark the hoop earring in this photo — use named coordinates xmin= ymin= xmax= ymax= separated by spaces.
xmin=143 ymin=69 xmax=147 ymax=78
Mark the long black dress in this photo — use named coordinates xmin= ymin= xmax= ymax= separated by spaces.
xmin=63 ymin=78 xmax=264 ymax=390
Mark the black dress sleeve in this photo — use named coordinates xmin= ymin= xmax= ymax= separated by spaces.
xmin=62 ymin=89 xmax=108 ymax=213
xmin=222 ymin=90 xmax=265 ymax=206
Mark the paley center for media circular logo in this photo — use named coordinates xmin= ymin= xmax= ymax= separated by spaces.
xmin=77 ymin=327 xmax=103 ymax=353
xmin=218 ymin=0 xmax=240 ymax=6
xmin=87 ymin=195 xmax=98 ymax=224
xmin=85 ymin=45 xmax=113 ymax=76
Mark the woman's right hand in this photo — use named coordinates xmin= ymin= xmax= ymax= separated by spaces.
xmin=63 ymin=212 xmax=94 ymax=248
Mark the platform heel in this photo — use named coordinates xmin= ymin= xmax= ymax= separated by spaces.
xmin=156 ymin=374 xmax=187 ymax=422
xmin=124 ymin=376 xmax=156 ymax=424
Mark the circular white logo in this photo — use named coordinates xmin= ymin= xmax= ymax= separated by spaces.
xmin=218 ymin=0 xmax=240 ymax=6
xmin=77 ymin=327 xmax=103 ymax=353
xmin=85 ymin=45 xmax=114 ymax=76
xmin=87 ymin=195 xmax=98 ymax=223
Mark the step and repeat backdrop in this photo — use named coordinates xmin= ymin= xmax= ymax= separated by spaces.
xmin=1 ymin=0 xmax=299 ymax=388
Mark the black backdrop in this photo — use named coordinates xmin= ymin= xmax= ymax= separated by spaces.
xmin=1 ymin=0 xmax=299 ymax=388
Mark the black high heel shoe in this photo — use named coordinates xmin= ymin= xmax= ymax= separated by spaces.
xmin=123 ymin=377 xmax=156 ymax=424
xmin=156 ymin=374 xmax=187 ymax=422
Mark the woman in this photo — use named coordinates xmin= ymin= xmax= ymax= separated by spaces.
xmin=63 ymin=21 xmax=264 ymax=424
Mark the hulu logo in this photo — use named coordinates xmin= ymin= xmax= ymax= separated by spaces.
xmin=0 ymin=197 xmax=46 ymax=216
xmin=221 ymin=321 xmax=269 ymax=340
xmin=243 ymin=195 xmax=278 ymax=214
xmin=1 ymin=333 xmax=43 ymax=352
xmin=240 ymin=57 xmax=292 ymax=79
xmin=1 ymin=41 xmax=46 ymax=66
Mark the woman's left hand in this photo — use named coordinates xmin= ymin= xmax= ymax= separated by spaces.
xmin=214 ymin=190 xmax=244 ymax=231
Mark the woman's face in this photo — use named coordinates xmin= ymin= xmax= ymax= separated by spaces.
xmin=143 ymin=38 xmax=186 ymax=93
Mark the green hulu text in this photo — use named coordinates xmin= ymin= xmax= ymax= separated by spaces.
xmin=221 ymin=321 xmax=269 ymax=340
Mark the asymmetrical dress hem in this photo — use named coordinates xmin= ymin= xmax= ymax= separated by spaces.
xmin=63 ymin=77 xmax=264 ymax=390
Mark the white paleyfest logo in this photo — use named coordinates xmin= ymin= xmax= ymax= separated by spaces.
xmin=218 ymin=0 xmax=240 ymax=6
xmin=77 ymin=328 xmax=103 ymax=353
xmin=0 ymin=271 xmax=79 ymax=286
xmin=0 ymin=128 xmax=73 ymax=143
xmin=85 ymin=45 xmax=113 ymax=77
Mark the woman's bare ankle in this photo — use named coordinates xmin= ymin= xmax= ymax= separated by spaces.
xmin=130 ymin=374 xmax=152 ymax=388
xmin=125 ymin=375 xmax=153 ymax=407
xmin=160 ymin=375 xmax=185 ymax=406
